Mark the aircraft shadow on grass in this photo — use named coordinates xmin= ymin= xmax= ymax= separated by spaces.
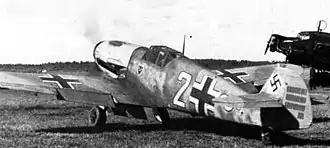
xmin=313 ymin=117 xmax=330 ymax=123
xmin=311 ymin=99 xmax=326 ymax=105
xmin=36 ymin=117 xmax=330 ymax=146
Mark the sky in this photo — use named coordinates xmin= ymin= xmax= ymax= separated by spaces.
xmin=0 ymin=0 xmax=329 ymax=64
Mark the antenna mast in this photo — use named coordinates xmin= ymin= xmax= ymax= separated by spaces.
xmin=182 ymin=35 xmax=192 ymax=55
xmin=318 ymin=20 xmax=322 ymax=32
xmin=317 ymin=20 xmax=327 ymax=32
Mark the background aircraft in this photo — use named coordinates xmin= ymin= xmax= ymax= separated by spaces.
xmin=0 ymin=40 xmax=312 ymax=144
xmin=264 ymin=20 xmax=330 ymax=88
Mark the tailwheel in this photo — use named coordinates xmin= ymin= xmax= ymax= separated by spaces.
xmin=261 ymin=126 xmax=274 ymax=145
xmin=89 ymin=106 xmax=107 ymax=126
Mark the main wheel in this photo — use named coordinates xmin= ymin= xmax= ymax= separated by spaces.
xmin=261 ymin=126 xmax=274 ymax=145
xmin=89 ymin=106 xmax=107 ymax=126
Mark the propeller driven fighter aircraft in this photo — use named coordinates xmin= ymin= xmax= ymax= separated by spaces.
xmin=0 ymin=40 xmax=312 ymax=143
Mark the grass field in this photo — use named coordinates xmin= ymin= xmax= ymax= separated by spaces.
xmin=0 ymin=88 xmax=330 ymax=148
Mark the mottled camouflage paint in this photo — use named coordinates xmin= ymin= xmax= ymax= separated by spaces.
xmin=0 ymin=40 xmax=313 ymax=132
xmin=125 ymin=46 xmax=312 ymax=130
xmin=213 ymin=104 xmax=261 ymax=125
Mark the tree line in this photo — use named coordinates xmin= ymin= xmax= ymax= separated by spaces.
xmin=0 ymin=59 xmax=278 ymax=73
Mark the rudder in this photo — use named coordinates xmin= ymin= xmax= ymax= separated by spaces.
xmin=260 ymin=64 xmax=312 ymax=129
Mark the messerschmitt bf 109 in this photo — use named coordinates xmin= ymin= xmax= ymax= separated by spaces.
xmin=0 ymin=40 xmax=312 ymax=143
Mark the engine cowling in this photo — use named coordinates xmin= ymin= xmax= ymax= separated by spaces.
xmin=93 ymin=40 xmax=141 ymax=78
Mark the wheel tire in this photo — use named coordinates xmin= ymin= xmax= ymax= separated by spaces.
xmin=261 ymin=126 xmax=273 ymax=145
xmin=89 ymin=106 xmax=107 ymax=126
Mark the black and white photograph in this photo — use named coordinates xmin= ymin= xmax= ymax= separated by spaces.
xmin=0 ymin=0 xmax=330 ymax=147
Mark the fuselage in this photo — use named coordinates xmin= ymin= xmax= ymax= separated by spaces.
xmin=93 ymin=40 xmax=312 ymax=130
xmin=93 ymin=40 xmax=265 ymax=126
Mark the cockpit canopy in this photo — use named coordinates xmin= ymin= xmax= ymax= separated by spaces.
xmin=297 ymin=32 xmax=311 ymax=40
xmin=297 ymin=31 xmax=330 ymax=43
xmin=142 ymin=45 xmax=183 ymax=68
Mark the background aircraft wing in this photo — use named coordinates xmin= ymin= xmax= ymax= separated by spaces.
xmin=0 ymin=71 xmax=152 ymax=107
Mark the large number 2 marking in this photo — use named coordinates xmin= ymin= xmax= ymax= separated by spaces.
xmin=173 ymin=72 xmax=192 ymax=108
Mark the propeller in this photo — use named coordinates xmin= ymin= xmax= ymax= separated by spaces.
xmin=76 ymin=6 xmax=104 ymax=77
xmin=264 ymin=35 xmax=273 ymax=55
xmin=80 ymin=14 xmax=102 ymax=45
xmin=74 ymin=3 xmax=103 ymax=45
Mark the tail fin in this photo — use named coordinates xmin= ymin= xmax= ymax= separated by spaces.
xmin=260 ymin=64 xmax=312 ymax=129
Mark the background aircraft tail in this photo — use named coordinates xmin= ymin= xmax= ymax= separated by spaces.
xmin=260 ymin=64 xmax=312 ymax=130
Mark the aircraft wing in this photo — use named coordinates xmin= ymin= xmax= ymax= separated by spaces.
xmin=0 ymin=71 xmax=152 ymax=107
xmin=212 ymin=92 xmax=282 ymax=108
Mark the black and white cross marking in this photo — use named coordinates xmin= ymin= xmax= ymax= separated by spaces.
xmin=214 ymin=70 xmax=248 ymax=84
xmin=39 ymin=74 xmax=81 ymax=89
xmin=189 ymin=76 xmax=219 ymax=116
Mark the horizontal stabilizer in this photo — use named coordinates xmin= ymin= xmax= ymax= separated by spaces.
xmin=212 ymin=93 xmax=282 ymax=108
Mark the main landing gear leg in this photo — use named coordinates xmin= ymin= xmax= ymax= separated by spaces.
xmin=309 ymin=68 xmax=316 ymax=90
xmin=261 ymin=126 xmax=274 ymax=145
xmin=152 ymin=107 xmax=171 ymax=128
xmin=89 ymin=106 xmax=107 ymax=126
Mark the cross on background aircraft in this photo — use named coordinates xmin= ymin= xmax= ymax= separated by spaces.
xmin=0 ymin=40 xmax=312 ymax=144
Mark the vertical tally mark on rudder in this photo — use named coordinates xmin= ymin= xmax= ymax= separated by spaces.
xmin=297 ymin=112 xmax=304 ymax=120
xmin=285 ymin=86 xmax=308 ymax=120
xmin=270 ymin=73 xmax=281 ymax=92
xmin=39 ymin=74 xmax=81 ymax=89
xmin=286 ymin=94 xmax=306 ymax=103
xmin=287 ymin=86 xmax=307 ymax=95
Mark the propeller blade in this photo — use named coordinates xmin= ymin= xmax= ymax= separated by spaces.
xmin=264 ymin=38 xmax=271 ymax=55
xmin=264 ymin=34 xmax=275 ymax=55
xmin=75 ymin=5 xmax=102 ymax=45
xmin=264 ymin=44 xmax=269 ymax=55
